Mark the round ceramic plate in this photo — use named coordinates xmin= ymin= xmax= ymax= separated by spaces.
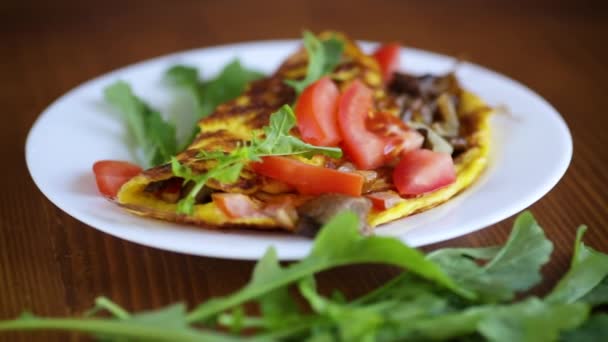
xmin=25 ymin=40 xmax=572 ymax=260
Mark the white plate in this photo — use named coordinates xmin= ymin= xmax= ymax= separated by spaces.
xmin=25 ymin=40 xmax=572 ymax=260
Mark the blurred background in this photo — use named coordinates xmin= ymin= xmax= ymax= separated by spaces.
xmin=2 ymin=0 xmax=606 ymax=134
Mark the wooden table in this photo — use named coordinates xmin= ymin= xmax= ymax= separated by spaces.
xmin=1 ymin=1 xmax=607 ymax=340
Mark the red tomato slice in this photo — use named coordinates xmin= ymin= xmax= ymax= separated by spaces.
xmin=372 ymin=43 xmax=401 ymax=82
xmin=337 ymin=80 xmax=386 ymax=170
xmin=92 ymin=160 xmax=142 ymax=198
xmin=393 ymin=150 xmax=456 ymax=196
xmin=212 ymin=193 xmax=261 ymax=218
xmin=366 ymin=191 xmax=403 ymax=210
xmin=251 ymin=156 xmax=364 ymax=196
xmin=296 ymin=77 xmax=341 ymax=146
xmin=368 ymin=112 xmax=424 ymax=160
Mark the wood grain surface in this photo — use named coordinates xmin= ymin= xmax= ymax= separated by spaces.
xmin=1 ymin=0 xmax=607 ymax=340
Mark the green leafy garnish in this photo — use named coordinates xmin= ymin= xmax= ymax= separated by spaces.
xmin=428 ymin=211 xmax=554 ymax=302
xmin=186 ymin=212 xmax=465 ymax=323
xmin=104 ymin=81 xmax=178 ymax=167
xmin=172 ymin=105 xmax=342 ymax=215
xmin=1 ymin=211 xmax=607 ymax=341
xmin=285 ymin=31 xmax=344 ymax=95
xmin=561 ymin=314 xmax=608 ymax=342
xmin=545 ymin=226 xmax=608 ymax=304
xmin=166 ymin=60 xmax=264 ymax=149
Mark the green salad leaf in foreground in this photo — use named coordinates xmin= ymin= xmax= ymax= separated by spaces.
xmin=427 ymin=211 xmax=554 ymax=302
xmin=172 ymin=105 xmax=342 ymax=215
xmin=1 ymin=211 xmax=607 ymax=341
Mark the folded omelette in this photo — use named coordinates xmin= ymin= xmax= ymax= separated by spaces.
xmin=117 ymin=32 xmax=491 ymax=234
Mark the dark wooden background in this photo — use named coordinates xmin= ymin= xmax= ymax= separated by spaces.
xmin=1 ymin=0 xmax=607 ymax=340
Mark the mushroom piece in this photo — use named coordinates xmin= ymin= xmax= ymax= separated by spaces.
xmin=295 ymin=194 xmax=373 ymax=237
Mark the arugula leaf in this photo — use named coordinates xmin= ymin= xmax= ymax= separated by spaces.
xmin=199 ymin=60 xmax=265 ymax=116
xmin=104 ymin=81 xmax=177 ymax=168
xmin=186 ymin=211 xmax=466 ymax=323
xmin=428 ymin=211 xmax=553 ymax=302
xmin=249 ymin=248 xmax=300 ymax=329
xmin=166 ymin=60 xmax=263 ymax=119
xmin=560 ymin=314 xmax=608 ymax=342
xmin=372 ymin=298 xmax=588 ymax=342
xmin=254 ymin=105 xmax=342 ymax=158
xmin=171 ymin=154 xmax=245 ymax=215
xmin=166 ymin=60 xmax=264 ymax=150
xmin=173 ymin=105 xmax=341 ymax=215
xmin=546 ymin=226 xmax=608 ymax=304
xmin=579 ymin=277 xmax=608 ymax=306
xmin=218 ymin=247 xmax=301 ymax=330
xmin=165 ymin=65 xmax=199 ymax=87
xmin=285 ymin=31 xmax=344 ymax=95
xmin=477 ymin=298 xmax=589 ymax=342
xmin=299 ymin=276 xmax=384 ymax=342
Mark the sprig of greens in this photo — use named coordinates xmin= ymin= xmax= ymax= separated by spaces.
xmin=427 ymin=211 xmax=554 ymax=302
xmin=1 ymin=211 xmax=607 ymax=341
xmin=285 ymin=31 xmax=344 ymax=95
xmin=104 ymin=81 xmax=178 ymax=168
xmin=172 ymin=105 xmax=342 ymax=215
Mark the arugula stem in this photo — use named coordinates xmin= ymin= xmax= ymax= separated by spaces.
xmin=186 ymin=260 xmax=331 ymax=323
xmin=0 ymin=318 xmax=240 ymax=342
xmin=246 ymin=316 xmax=328 ymax=341
xmin=93 ymin=297 xmax=131 ymax=319
xmin=350 ymin=274 xmax=408 ymax=306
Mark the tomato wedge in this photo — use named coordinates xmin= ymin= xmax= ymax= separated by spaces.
xmin=372 ymin=43 xmax=401 ymax=82
xmin=93 ymin=160 xmax=142 ymax=198
xmin=368 ymin=112 xmax=424 ymax=159
xmin=251 ymin=156 xmax=364 ymax=196
xmin=393 ymin=150 xmax=456 ymax=196
xmin=212 ymin=193 xmax=261 ymax=218
xmin=337 ymin=80 xmax=386 ymax=170
xmin=295 ymin=77 xmax=341 ymax=146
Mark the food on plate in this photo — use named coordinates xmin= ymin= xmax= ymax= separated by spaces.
xmin=103 ymin=31 xmax=491 ymax=234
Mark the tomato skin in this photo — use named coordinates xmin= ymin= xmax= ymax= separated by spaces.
xmin=337 ymin=80 xmax=387 ymax=170
xmin=212 ymin=193 xmax=261 ymax=218
xmin=251 ymin=156 xmax=364 ymax=196
xmin=296 ymin=77 xmax=341 ymax=146
xmin=93 ymin=160 xmax=142 ymax=198
xmin=368 ymin=112 xmax=424 ymax=159
xmin=366 ymin=191 xmax=403 ymax=210
xmin=392 ymin=150 xmax=456 ymax=196
xmin=372 ymin=43 xmax=401 ymax=82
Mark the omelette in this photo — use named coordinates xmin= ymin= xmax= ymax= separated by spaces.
xmin=116 ymin=32 xmax=491 ymax=234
